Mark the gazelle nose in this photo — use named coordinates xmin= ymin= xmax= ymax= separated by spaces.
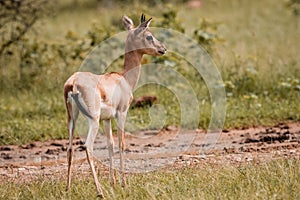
xmin=158 ymin=46 xmax=167 ymax=55
xmin=158 ymin=48 xmax=166 ymax=55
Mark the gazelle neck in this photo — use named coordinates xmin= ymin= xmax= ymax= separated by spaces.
xmin=123 ymin=50 xmax=143 ymax=91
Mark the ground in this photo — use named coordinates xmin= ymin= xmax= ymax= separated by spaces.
xmin=1 ymin=122 xmax=299 ymax=183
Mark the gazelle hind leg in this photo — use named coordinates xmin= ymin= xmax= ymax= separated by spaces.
xmin=103 ymin=119 xmax=116 ymax=186
xmin=66 ymin=102 xmax=79 ymax=192
xmin=85 ymin=118 xmax=104 ymax=198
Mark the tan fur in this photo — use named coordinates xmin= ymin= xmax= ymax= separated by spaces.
xmin=64 ymin=14 xmax=166 ymax=198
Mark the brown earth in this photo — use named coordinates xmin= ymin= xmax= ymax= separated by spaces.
xmin=1 ymin=122 xmax=300 ymax=183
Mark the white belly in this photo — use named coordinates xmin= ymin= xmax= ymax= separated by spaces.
xmin=100 ymin=103 xmax=116 ymax=120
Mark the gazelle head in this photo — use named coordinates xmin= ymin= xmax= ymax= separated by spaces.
xmin=122 ymin=14 xmax=167 ymax=56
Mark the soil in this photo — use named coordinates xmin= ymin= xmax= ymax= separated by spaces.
xmin=1 ymin=122 xmax=300 ymax=183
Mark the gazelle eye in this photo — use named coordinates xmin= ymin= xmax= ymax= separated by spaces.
xmin=146 ymin=35 xmax=153 ymax=41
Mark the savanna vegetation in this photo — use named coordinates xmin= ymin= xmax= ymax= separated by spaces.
xmin=1 ymin=159 xmax=300 ymax=199
xmin=1 ymin=0 xmax=299 ymax=145
xmin=0 ymin=0 xmax=299 ymax=199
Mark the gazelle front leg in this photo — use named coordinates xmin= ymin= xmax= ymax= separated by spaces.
xmin=85 ymin=118 xmax=104 ymax=198
xmin=117 ymin=112 xmax=127 ymax=187
xmin=103 ymin=119 xmax=116 ymax=186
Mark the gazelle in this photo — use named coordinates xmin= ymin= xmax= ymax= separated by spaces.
xmin=63 ymin=14 xmax=166 ymax=198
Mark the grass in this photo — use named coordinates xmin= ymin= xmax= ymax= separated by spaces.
xmin=1 ymin=159 xmax=299 ymax=199
xmin=0 ymin=0 xmax=300 ymax=145
xmin=1 ymin=1 xmax=299 ymax=199
xmin=0 ymin=91 xmax=66 ymax=144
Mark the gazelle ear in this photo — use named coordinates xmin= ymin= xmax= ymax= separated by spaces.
xmin=122 ymin=15 xmax=134 ymax=30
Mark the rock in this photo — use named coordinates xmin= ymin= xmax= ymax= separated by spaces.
xmin=166 ymin=125 xmax=177 ymax=131
xmin=0 ymin=146 xmax=12 ymax=151
xmin=1 ymin=153 xmax=12 ymax=160
xmin=131 ymin=95 xmax=157 ymax=108
xmin=179 ymin=154 xmax=190 ymax=161
xmin=50 ymin=142 xmax=64 ymax=147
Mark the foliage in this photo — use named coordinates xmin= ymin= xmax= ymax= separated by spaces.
xmin=193 ymin=18 xmax=223 ymax=52
xmin=0 ymin=0 xmax=300 ymax=145
xmin=0 ymin=0 xmax=51 ymax=54
xmin=286 ymin=0 xmax=300 ymax=15
xmin=156 ymin=6 xmax=185 ymax=32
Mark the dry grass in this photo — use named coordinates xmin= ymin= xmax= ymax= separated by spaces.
xmin=0 ymin=159 xmax=299 ymax=199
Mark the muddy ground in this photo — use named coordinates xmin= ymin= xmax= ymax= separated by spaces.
xmin=1 ymin=123 xmax=300 ymax=183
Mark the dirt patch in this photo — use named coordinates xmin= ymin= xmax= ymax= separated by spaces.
xmin=1 ymin=123 xmax=299 ymax=183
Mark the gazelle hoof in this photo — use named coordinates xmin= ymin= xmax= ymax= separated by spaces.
xmin=97 ymin=193 xmax=104 ymax=199
xmin=121 ymin=181 xmax=126 ymax=188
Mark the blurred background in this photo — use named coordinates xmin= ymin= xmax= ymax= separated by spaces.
xmin=0 ymin=0 xmax=299 ymax=145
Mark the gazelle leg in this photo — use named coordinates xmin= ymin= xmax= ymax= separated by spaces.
xmin=85 ymin=118 xmax=104 ymax=198
xmin=66 ymin=102 xmax=79 ymax=192
xmin=86 ymin=149 xmax=104 ymax=198
xmin=117 ymin=113 xmax=126 ymax=187
xmin=103 ymin=119 xmax=116 ymax=186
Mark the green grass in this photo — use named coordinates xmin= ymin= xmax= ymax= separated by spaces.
xmin=0 ymin=91 xmax=66 ymax=144
xmin=1 ymin=159 xmax=299 ymax=199
xmin=0 ymin=0 xmax=300 ymax=145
